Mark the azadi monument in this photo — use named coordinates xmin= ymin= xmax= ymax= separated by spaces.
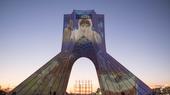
xmin=9 ymin=10 xmax=152 ymax=95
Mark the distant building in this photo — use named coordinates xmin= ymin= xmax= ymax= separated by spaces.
xmin=152 ymin=86 xmax=170 ymax=95
xmin=163 ymin=86 xmax=170 ymax=94
xmin=74 ymin=80 xmax=93 ymax=94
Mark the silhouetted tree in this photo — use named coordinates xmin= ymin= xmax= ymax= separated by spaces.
xmin=0 ymin=90 xmax=6 ymax=95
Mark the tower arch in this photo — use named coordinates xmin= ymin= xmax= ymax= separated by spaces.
xmin=66 ymin=57 xmax=100 ymax=93
xmin=9 ymin=10 xmax=152 ymax=95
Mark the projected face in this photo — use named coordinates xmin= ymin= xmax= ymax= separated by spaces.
xmin=63 ymin=17 xmax=102 ymax=45
xmin=79 ymin=19 xmax=91 ymax=32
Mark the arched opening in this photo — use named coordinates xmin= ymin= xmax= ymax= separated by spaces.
xmin=66 ymin=57 xmax=100 ymax=94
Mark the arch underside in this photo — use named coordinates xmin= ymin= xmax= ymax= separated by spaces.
xmin=9 ymin=50 xmax=152 ymax=95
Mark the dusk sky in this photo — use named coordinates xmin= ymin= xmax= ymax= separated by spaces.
xmin=0 ymin=0 xmax=170 ymax=91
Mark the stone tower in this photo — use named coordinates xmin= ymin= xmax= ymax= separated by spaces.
xmin=9 ymin=10 xmax=152 ymax=95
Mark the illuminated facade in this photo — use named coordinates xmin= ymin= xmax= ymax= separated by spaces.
xmin=9 ymin=10 xmax=152 ymax=95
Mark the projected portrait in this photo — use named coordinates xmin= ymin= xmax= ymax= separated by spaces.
xmin=63 ymin=16 xmax=102 ymax=45
xmin=70 ymin=18 xmax=102 ymax=44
